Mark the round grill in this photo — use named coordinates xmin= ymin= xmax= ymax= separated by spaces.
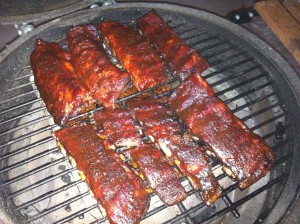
xmin=0 ymin=3 xmax=299 ymax=224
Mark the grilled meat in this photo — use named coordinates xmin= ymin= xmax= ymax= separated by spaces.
xmin=168 ymin=73 xmax=214 ymax=114
xmin=127 ymin=143 xmax=187 ymax=205
xmin=54 ymin=124 xmax=150 ymax=224
xmin=97 ymin=21 xmax=169 ymax=91
xmin=93 ymin=108 xmax=142 ymax=150
xmin=169 ymin=74 xmax=276 ymax=189
xmin=127 ymin=97 xmax=222 ymax=205
xmin=67 ymin=25 xmax=130 ymax=108
xmin=30 ymin=39 xmax=94 ymax=126
xmin=138 ymin=10 xmax=209 ymax=80
xmin=127 ymin=98 xmax=182 ymax=140
xmin=164 ymin=135 xmax=222 ymax=205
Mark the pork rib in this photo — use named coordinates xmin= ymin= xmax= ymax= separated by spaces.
xmin=98 ymin=21 xmax=169 ymax=91
xmin=127 ymin=97 xmax=222 ymax=205
xmin=30 ymin=39 xmax=94 ymax=126
xmin=93 ymin=108 xmax=142 ymax=150
xmin=138 ymin=10 xmax=209 ymax=80
xmin=169 ymin=74 xmax=276 ymax=189
xmin=67 ymin=25 xmax=130 ymax=108
xmin=127 ymin=143 xmax=187 ymax=205
xmin=54 ymin=124 xmax=150 ymax=224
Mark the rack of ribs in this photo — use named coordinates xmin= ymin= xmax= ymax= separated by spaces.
xmin=127 ymin=97 xmax=222 ymax=205
xmin=126 ymin=143 xmax=187 ymax=205
xmin=93 ymin=107 xmax=186 ymax=205
xmin=67 ymin=25 xmax=130 ymax=108
xmin=30 ymin=39 xmax=94 ymax=126
xmin=54 ymin=123 xmax=150 ymax=224
xmin=169 ymin=74 xmax=276 ymax=189
xmin=93 ymin=108 xmax=142 ymax=150
xmin=138 ymin=10 xmax=209 ymax=81
xmin=97 ymin=21 xmax=169 ymax=91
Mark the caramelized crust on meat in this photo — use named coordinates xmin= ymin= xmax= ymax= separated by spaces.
xmin=127 ymin=98 xmax=182 ymax=140
xmin=169 ymin=73 xmax=214 ymax=114
xmin=127 ymin=144 xmax=187 ymax=205
xmin=164 ymin=135 xmax=222 ymax=205
xmin=94 ymin=108 xmax=142 ymax=149
xmin=169 ymin=74 xmax=276 ymax=189
xmin=138 ymin=10 xmax=209 ymax=80
xmin=30 ymin=39 xmax=94 ymax=126
xmin=127 ymin=97 xmax=222 ymax=205
xmin=67 ymin=25 xmax=130 ymax=108
xmin=98 ymin=21 xmax=169 ymax=91
xmin=54 ymin=124 xmax=150 ymax=224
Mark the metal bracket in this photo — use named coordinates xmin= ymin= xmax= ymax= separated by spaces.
xmin=14 ymin=23 xmax=35 ymax=36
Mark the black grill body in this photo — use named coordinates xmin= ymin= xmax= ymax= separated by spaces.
xmin=0 ymin=3 xmax=299 ymax=224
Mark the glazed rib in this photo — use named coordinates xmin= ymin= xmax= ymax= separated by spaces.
xmin=169 ymin=74 xmax=276 ymax=189
xmin=67 ymin=25 xmax=130 ymax=108
xmin=54 ymin=124 xmax=150 ymax=224
xmin=97 ymin=21 xmax=169 ymax=91
xmin=93 ymin=108 xmax=142 ymax=150
xmin=126 ymin=143 xmax=187 ymax=205
xmin=164 ymin=135 xmax=222 ymax=205
xmin=127 ymin=97 xmax=222 ymax=205
xmin=30 ymin=39 xmax=94 ymax=126
xmin=138 ymin=10 xmax=209 ymax=80
xmin=127 ymin=98 xmax=183 ymax=140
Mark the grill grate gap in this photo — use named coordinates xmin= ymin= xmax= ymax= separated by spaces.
xmin=26 ymin=191 xmax=91 ymax=223
xmin=15 ymin=179 xmax=82 ymax=212
xmin=2 ymin=158 xmax=70 ymax=189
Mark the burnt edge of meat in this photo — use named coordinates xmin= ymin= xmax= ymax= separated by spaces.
xmin=67 ymin=25 xmax=130 ymax=108
xmin=54 ymin=123 xmax=150 ymax=224
xmin=30 ymin=39 xmax=94 ymax=126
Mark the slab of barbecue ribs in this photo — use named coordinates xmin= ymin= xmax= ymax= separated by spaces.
xmin=30 ymin=39 xmax=94 ymax=126
xmin=67 ymin=25 xmax=130 ymax=108
xmin=93 ymin=108 xmax=142 ymax=150
xmin=138 ymin=10 xmax=209 ymax=81
xmin=169 ymin=74 xmax=276 ymax=189
xmin=98 ymin=21 xmax=169 ymax=91
xmin=127 ymin=97 xmax=222 ymax=205
xmin=126 ymin=143 xmax=187 ymax=205
xmin=54 ymin=123 xmax=150 ymax=224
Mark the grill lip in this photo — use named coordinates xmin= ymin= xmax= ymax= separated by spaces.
xmin=0 ymin=0 xmax=100 ymax=25
xmin=0 ymin=2 xmax=300 ymax=224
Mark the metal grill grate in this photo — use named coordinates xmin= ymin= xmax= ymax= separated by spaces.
xmin=0 ymin=7 xmax=296 ymax=224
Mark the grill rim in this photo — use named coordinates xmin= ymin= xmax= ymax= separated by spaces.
xmin=0 ymin=0 xmax=101 ymax=25
xmin=0 ymin=2 xmax=300 ymax=224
